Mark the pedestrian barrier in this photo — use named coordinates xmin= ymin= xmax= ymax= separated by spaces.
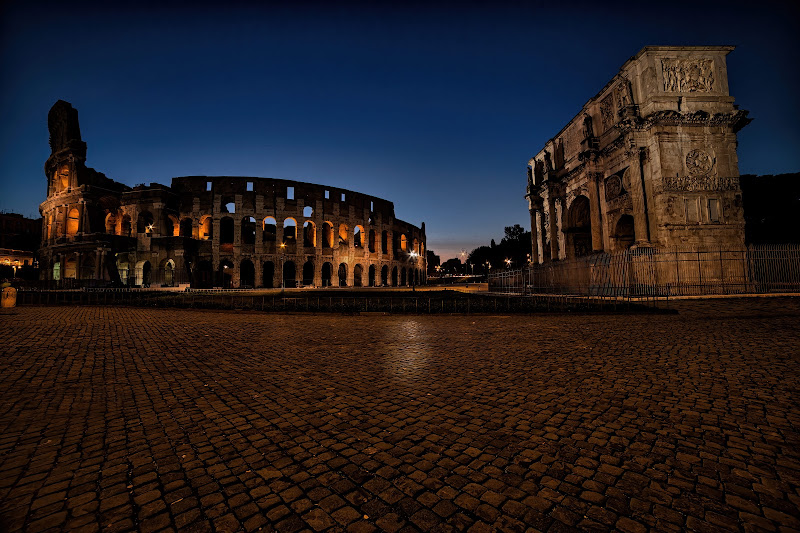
xmin=489 ymin=244 xmax=800 ymax=298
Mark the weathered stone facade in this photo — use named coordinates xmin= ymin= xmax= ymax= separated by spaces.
xmin=525 ymin=46 xmax=751 ymax=262
xmin=39 ymin=101 xmax=426 ymax=288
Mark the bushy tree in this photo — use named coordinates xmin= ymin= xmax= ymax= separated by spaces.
xmin=468 ymin=224 xmax=532 ymax=274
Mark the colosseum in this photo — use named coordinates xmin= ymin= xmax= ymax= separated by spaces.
xmin=38 ymin=101 xmax=427 ymax=289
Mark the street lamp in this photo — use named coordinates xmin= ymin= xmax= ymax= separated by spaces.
xmin=280 ymin=242 xmax=286 ymax=293
xmin=505 ymin=258 xmax=512 ymax=268
xmin=409 ymin=251 xmax=418 ymax=291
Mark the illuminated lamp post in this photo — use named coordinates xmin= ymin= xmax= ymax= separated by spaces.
xmin=505 ymin=258 xmax=512 ymax=269
xmin=280 ymin=242 xmax=286 ymax=293
xmin=409 ymin=251 xmax=418 ymax=292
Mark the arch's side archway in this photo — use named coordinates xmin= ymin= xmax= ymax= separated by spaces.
xmin=614 ymin=214 xmax=635 ymax=251
xmin=566 ymin=195 xmax=592 ymax=258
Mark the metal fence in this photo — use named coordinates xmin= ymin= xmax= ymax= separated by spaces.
xmin=13 ymin=290 xmax=664 ymax=314
xmin=489 ymin=244 xmax=800 ymax=297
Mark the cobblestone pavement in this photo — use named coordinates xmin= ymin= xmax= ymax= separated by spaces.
xmin=1 ymin=298 xmax=799 ymax=533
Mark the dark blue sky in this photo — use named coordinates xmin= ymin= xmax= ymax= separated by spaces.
xmin=2 ymin=1 xmax=798 ymax=260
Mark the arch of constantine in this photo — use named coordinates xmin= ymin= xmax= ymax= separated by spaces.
xmin=39 ymin=101 xmax=426 ymax=288
xmin=525 ymin=46 xmax=751 ymax=262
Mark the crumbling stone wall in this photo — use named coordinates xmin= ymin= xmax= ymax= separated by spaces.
xmin=38 ymin=102 xmax=426 ymax=288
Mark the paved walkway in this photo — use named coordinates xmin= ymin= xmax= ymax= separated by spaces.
xmin=1 ymin=298 xmax=799 ymax=532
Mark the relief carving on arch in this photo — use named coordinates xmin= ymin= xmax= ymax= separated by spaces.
xmin=662 ymin=58 xmax=714 ymax=92
xmin=600 ymin=95 xmax=614 ymax=128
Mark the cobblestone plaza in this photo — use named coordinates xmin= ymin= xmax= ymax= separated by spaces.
xmin=1 ymin=299 xmax=799 ymax=532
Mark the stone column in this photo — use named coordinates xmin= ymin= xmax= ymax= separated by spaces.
xmin=528 ymin=204 xmax=539 ymax=265
xmin=547 ymin=196 xmax=559 ymax=261
xmin=588 ymin=173 xmax=604 ymax=252
xmin=78 ymin=200 xmax=86 ymax=235
xmin=629 ymin=149 xmax=652 ymax=246
xmin=554 ymin=199 xmax=566 ymax=260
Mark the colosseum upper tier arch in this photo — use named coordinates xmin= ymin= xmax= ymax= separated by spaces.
xmin=38 ymin=101 xmax=426 ymax=288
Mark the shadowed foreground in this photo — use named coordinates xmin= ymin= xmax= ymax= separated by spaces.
xmin=1 ymin=299 xmax=799 ymax=532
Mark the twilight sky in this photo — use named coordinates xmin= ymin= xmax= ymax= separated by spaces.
xmin=1 ymin=1 xmax=798 ymax=260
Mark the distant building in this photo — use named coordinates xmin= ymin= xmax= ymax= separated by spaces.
xmin=38 ymin=101 xmax=426 ymax=288
xmin=0 ymin=212 xmax=40 ymax=279
xmin=525 ymin=46 xmax=751 ymax=262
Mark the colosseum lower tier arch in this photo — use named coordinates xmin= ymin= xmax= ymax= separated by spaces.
xmin=38 ymin=101 xmax=427 ymax=289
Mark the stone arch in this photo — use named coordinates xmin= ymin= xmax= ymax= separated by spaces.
xmin=380 ymin=265 xmax=388 ymax=286
xmin=381 ymin=231 xmax=388 ymax=254
xmin=283 ymin=218 xmax=297 ymax=242
xmin=166 ymin=213 xmax=180 ymax=236
xmin=262 ymin=261 xmax=275 ymax=288
xmin=566 ymin=195 xmax=592 ymax=258
xmin=222 ymin=197 xmax=236 ymax=214
xmin=338 ymin=224 xmax=349 ymax=246
xmin=338 ymin=263 xmax=348 ymax=286
xmin=283 ymin=261 xmax=296 ymax=288
xmin=391 ymin=266 xmax=398 ymax=286
xmin=199 ymin=215 xmax=212 ymax=240
xmin=302 ymin=260 xmax=314 ymax=286
xmin=263 ymin=216 xmax=277 ymax=242
xmin=353 ymin=264 xmax=363 ymax=287
xmin=242 ymin=216 xmax=256 ymax=245
xmin=614 ymin=214 xmax=636 ymax=251
xmin=368 ymin=229 xmax=376 ymax=253
xmin=413 ymin=238 xmax=419 ymax=254
xmin=401 ymin=234 xmax=408 ymax=252
xmin=121 ymin=214 xmax=132 ymax=236
xmin=66 ymin=208 xmax=80 ymax=236
xmin=137 ymin=211 xmax=154 ymax=235
xmin=220 ymin=217 xmax=235 ymax=248
xmin=240 ymin=259 xmax=255 ymax=288
xmin=368 ymin=264 xmax=376 ymax=287
xmin=64 ymin=256 xmax=78 ymax=279
xmin=354 ymin=226 xmax=364 ymax=248
xmin=400 ymin=267 xmax=407 ymax=286
xmin=219 ymin=259 xmax=234 ymax=288
xmin=303 ymin=221 xmax=316 ymax=247
xmin=116 ymin=254 xmax=130 ymax=285
xmin=323 ymin=222 xmax=334 ymax=248
xmin=322 ymin=262 xmax=333 ymax=287
xmin=303 ymin=206 xmax=313 ymax=217
xmin=105 ymin=212 xmax=118 ymax=234
xmin=160 ymin=258 xmax=176 ymax=287
xmin=135 ymin=260 xmax=152 ymax=287
xmin=180 ymin=218 xmax=193 ymax=238
xmin=57 ymin=163 xmax=70 ymax=191
xmin=79 ymin=252 xmax=96 ymax=280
